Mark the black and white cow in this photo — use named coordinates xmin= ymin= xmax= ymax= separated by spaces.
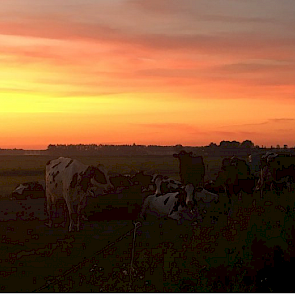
xmin=11 ymin=181 xmax=46 ymax=200
xmin=140 ymin=183 xmax=219 ymax=224
xmin=139 ymin=185 xmax=193 ymax=224
xmin=46 ymin=157 xmax=113 ymax=232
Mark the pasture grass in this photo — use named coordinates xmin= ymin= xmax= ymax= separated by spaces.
xmin=83 ymin=189 xmax=295 ymax=292
xmin=2 ymin=154 xmax=295 ymax=291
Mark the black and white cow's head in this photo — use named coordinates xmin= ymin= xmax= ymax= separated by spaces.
xmin=185 ymin=183 xmax=219 ymax=211
xmin=70 ymin=165 xmax=113 ymax=196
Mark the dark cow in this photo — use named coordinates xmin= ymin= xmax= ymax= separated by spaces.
xmin=46 ymin=157 xmax=113 ymax=232
xmin=217 ymin=156 xmax=256 ymax=201
xmin=11 ymin=181 xmax=45 ymax=200
xmin=173 ymin=150 xmax=205 ymax=187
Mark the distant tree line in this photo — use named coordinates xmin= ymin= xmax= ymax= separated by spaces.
xmin=1 ymin=140 xmax=294 ymax=156
xmin=45 ymin=140 xmax=294 ymax=157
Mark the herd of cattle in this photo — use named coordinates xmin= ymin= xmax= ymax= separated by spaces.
xmin=10 ymin=150 xmax=295 ymax=232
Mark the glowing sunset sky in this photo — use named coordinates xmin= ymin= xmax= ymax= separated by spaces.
xmin=1 ymin=0 xmax=295 ymax=149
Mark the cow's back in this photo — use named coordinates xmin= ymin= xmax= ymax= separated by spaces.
xmin=46 ymin=157 xmax=88 ymax=202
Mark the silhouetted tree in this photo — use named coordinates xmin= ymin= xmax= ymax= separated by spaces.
xmin=240 ymin=140 xmax=254 ymax=149
xmin=208 ymin=142 xmax=218 ymax=148
xmin=219 ymin=141 xmax=240 ymax=149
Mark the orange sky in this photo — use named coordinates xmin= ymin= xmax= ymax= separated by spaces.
xmin=1 ymin=0 xmax=295 ymax=149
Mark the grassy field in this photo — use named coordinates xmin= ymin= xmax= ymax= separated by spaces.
xmin=1 ymin=154 xmax=294 ymax=292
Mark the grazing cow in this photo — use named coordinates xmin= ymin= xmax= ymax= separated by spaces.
xmin=154 ymin=175 xmax=182 ymax=196
xmin=46 ymin=157 xmax=113 ymax=232
xmin=109 ymin=173 xmax=133 ymax=193
xmin=131 ymin=171 xmax=153 ymax=192
xmin=217 ymin=156 xmax=255 ymax=201
xmin=11 ymin=181 xmax=45 ymax=200
xmin=173 ymin=150 xmax=205 ymax=187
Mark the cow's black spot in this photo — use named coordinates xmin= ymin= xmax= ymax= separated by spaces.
xmin=84 ymin=166 xmax=107 ymax=185
xmin=65 ymin=159 xmax=74 ymax=168
xmin=171 ymin=201 xmax=180 ymax=214
xmin=52 ymin=171 xmax=59 ymax=182
xmin=80 ymin=176 xmax=90 ymax=192
xmin=55 ymin=183 xmax=58 ymax=188
xmin=52 ymin=163 xmax=60 ymax=169
xmin=164 ymin=196 xmax=170 ymax=205
xmin=177 ymin=191 xmax=186 ymax=207
xmin=70 ymin=173 xmax=78 ymax=188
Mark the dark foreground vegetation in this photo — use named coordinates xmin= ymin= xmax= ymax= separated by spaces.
xmin=0 ymin=154 xmax=295 ymax=292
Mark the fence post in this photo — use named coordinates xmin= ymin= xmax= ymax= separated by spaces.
xmin=128 ymin=221 xmax=141 ymax=291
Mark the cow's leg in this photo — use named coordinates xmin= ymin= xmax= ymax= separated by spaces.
xmin=61 ymin=201 xmax=67 ymax=228
xmin=45 ymin=195 xmax=54 ymax=228
xmin=65 ymin=201 xmax=77 ymax=232
xmin=77 ymin=200 xmax=87 ymax=231
xmin=80 ymin=196 xmax=88 ymax=222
